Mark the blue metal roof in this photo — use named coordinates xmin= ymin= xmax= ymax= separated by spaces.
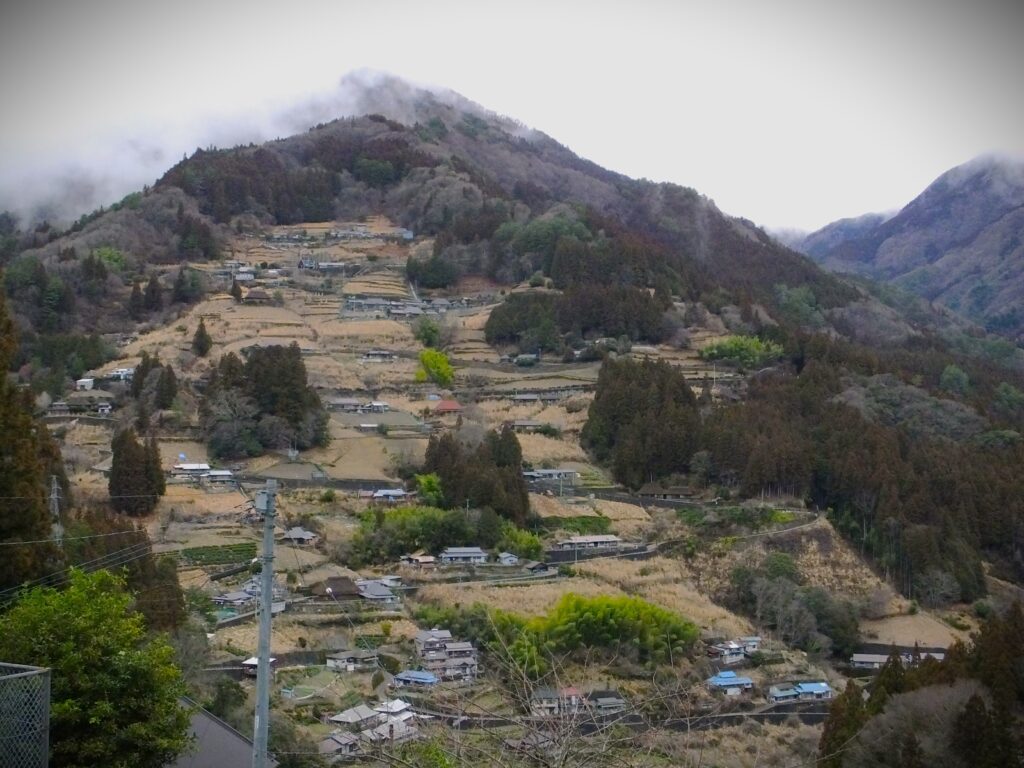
xmin=707 ymin=672 xmax=753 ymax=687
xmin=396 ymin=670 xmax=438 ymax=684
xmin=795 ymin=682 xmax=832 ymax=694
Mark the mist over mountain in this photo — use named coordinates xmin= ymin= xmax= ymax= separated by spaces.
xmin=796 ymin=155 xmax=1024 ymax=340
xmin=0 ymin=70 xmax=511 ymax=226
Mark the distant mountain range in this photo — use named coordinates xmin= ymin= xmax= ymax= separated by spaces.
xmin=792 ymin=156 xmax=1024 ymax=340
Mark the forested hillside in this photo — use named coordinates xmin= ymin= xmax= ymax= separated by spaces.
xmin=798 ymin=156 xmax=1024 ymax=341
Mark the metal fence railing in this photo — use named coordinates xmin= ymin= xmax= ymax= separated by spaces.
xmin=0 ymin=663 xmax=50 ymax=768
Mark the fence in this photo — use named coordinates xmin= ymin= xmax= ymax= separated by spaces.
xmin=0 ymin=663 xmax=50 ymax=768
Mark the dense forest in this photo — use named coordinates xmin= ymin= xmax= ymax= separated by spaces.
xmin=583 ymin=331 xmax=1024 ymax=604
xmin=199 ymin=344 xmax=329 ymax=459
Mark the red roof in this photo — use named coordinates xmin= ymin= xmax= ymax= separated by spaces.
xmin=434 ymin=399 xmax=463 ymax=413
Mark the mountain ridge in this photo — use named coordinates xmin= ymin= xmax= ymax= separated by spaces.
xmin=795 ymin=155 xmax=1024 ymax=339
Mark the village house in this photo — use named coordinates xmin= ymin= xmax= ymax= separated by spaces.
xmin=243 ymin=289 xmax=271 ymax=305
xmin=65 ymin=389 xmax=115 ymax=413
xmin=767 ymin=681 xmax=833 ymax=704
xmin=314 ymin=576 xmax=362 ymax=600
xmin=707 ymin=640 xmax=746 ymax=665
xmin=498 ymin=552 xmax=520 ymax=566
xmin=392 ymin=670 xmax=439 ymax=689
xmin=361 ymin=348 xmax=398 ymax=363
xmin=211 ymin=590 xmax=254 ymax=608
xmin=637 ymin=483 xmax=694 ymax=501
xmin=523 ymin=468 xmax=579 ymax=485
xmin=413 ymin=628 xmax=481 ymax=681
xmin=415 ymin=628 xmax=452 ymax=655
xmin=401 ymin=551 xmax=437 ymax=566
xmin=433 ymin=399 xmax=463 ymax=416
xmin=75 ymin=377 xmax=95 ymax=391
xmin=202 ymin=469 xmax=235 ymax=484
xmin=328 ymin=703 xmax=379 ymax=729
xmin=556 ymin=534 xmax=622 ymax=551
xmin=360 ymin=719 xmax=420 ymax=745
xmin=849 ymin=650 xmax=945 ymax=669
xmin=508 ymin=419 xmax=545 ymax=434
xmin=279 ymin=526 xmax=319 ymax=546
xmin=241 ymin=657 xmax=276 ymax=678
xmin=706 ymin=670 xmax=754 ymax=696
xmin=371 ymin=488 xmax=410 ymax=503
xmin=530 ymin=687 xmax=585 ymax=717
xmin=326 ymin=648 xmax=379 ymax=672
xmin=172 ymin=463 xmax=212 ymax=478
xmin=328 ymin=397 xmax=364 ymax=412
xmin=586 ymin=689 xmax=628 ymax=715
xmin=358 ymin=580 xmax=399 ymax=605
xmin=318 ymin=731 xmax=361 ymax=760
xmin=439 ymin=546 xmax=488 ymax=565
xmin=372 ymin=698 xmax=414 ymax=724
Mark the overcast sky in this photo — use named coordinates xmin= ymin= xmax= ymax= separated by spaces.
xmin=1 ymin=0 xmax=1022 ymax=230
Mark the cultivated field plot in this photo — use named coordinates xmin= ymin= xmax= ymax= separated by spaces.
xmin=302 ymin=434 xmax=425 ymax=481
xmin=314 ymin=319 xmax=415 ymax=347
xmin=530 ymin=494 xmax=600 ymax=519
xmin=860 ymin=612 xmax=967 ymax=649
xmin=333 ymin=411 xmax=423 ymax=429
xmin=516 ymin=433 xmax=589 ymax=464
xmin=417 ymin=576 xmax=628 ymax=617
xmin=342 ymin=270 xmax=410 ymax=298
xmin=573 ymin=557 xmax=754 ymax=638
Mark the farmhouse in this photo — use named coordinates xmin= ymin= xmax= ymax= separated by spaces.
xmin=767 ymin=681 xmax=833 ymax=703
xmin=203 ymin=469 xmax=235 ymax=484
xmin=212 ymin=591 xmax=254 ymax=608
xmin=172 ymin=463 xmax=212 ymax=478
xmin=329 ymin=397 xmax=364 ymax=412
xmin=361 ymin=348 xmax=398 ymax=363
xmin=392 ymin=670 xmax=438 ymax=689
xmin=508 ymin=419 xmax=545 ymax=434
xmin=243 ymin=289 xmax=271 ymax=305
xmin=523 ymin=468 xmax=579 ymax=484
xmin=318 ymin=731 xmax=360 ymax=760
xmin=637 ymin=483 xmax=694 ymax=501
xmin=372 ymin=488 xmax=410 ymax=503
xmin=433 ymin=399 xmax=463 ymax=416
xmin=707 ymin=640 xmax=746 ymax=665
xmin=706 ymin=670 xmax=754 ymax=696
xmin=586 ymin=690 xmax=628 ymax=714
xmin=329 ymin=703 xmax=379 ymax=728
xmin=360 ymin=720 xmax=420 ymax=745
xmin=241 ymin=657 xmax=276 ymax=677
xmin=530 ymin=687 xmax=584 ymax=717
xmin=498 ymin=552 xmax=520 ymax=566
xmin=439 ymin=546 xmax=488 ymax=565
xmin=358 ymin=580 xmax=399 ymax=605
xmin=415 ymin=629 xmax=480 ymax=681
xmin=401 ymin=551 xmax=437 ymax=566
xmin=313 ymin=576 xmax=361 ymax=600
xmin=415 ymin=629 xmax=453 ymax=655
xmin=280 ymin=527 xmax=319 ymax=546
xmin=326 ymin=649 xmax=379 ymax=672
xmin=556 ymin=534 xmax=622 ymax=551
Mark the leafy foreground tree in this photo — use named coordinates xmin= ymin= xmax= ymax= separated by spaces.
xmin=0 ymin=569 xmax=190 ymax=768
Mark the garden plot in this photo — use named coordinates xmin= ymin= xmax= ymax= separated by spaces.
xmin=417 ymin=576 xmax=627 ymax=617
xmin=572 ymin=557 xmax=753 ymax=638
xmin=860 ymin=612 xmax=967 ymax=649
xmin=516 ymin=433 xmax=589 ymax=464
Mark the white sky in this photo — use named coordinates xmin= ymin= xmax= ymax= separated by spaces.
xmin=1 ymin=0 xmax=1022 ymax=230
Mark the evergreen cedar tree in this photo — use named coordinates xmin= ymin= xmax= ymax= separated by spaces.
xmin=0 ymin=569 xmax=191 ymax=768
xmin=108 ymin=428 xmax=164 ymax=516
xmin=143 ymin=273 xmax=161 ymax=311
xmin=127 ymin=279 xmax=144 ymax=319
xmin=192 ymin=317 xmax=212 ymax=357
xmin=200 ymin=344 xmax=329 ymax=459
xmin=423 ymin=426 xmax=530 ymax=526
xmin=0 ymin=284 xmax=67 ymax=591
xmin=229 ymin=278 xmax=243 ymax=302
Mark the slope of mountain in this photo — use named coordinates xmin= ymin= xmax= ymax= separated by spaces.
xmin=798 ymin=156 xmax=1024 ymax=339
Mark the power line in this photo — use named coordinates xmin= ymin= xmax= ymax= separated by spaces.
xmin=0 ymin=529 xmax=147 ymax=547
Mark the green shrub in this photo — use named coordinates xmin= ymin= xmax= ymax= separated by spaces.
xmin=699 ymin=335 xmax=784 ymax=368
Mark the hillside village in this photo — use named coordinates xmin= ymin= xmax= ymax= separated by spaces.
xmin=30 ymin=214 xmax=987 ymax=765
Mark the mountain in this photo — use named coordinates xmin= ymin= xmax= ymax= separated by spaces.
xmin=0 ymin=74 xmax=978 ymax=358
xmin=796 ymin=156 xmax=1024 ymax=340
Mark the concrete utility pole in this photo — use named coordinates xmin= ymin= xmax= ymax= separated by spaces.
xmin=251 ymin=479 xmax=277 ymax=768
xmin=49 ymin=475 xmax=63 ymax=548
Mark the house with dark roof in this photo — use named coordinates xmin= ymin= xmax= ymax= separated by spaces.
xmin=327 ymin=648 xmax=380 ymax=672
xmin=280 ymin=526 xmax=319 ymax=546
xmin=318 ymin=730 xmax=361 ymax=760
xmin=530 ymin=686 xmax=584 ymax=717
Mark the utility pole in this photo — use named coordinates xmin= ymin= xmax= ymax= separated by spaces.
xmin=49 ymin=475 xmax=63 ymax=548
xmin=252 ymin=479 xmax=277 ymax=768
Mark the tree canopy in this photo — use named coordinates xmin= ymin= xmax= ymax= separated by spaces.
xmin=0 ymin=569 xmax=191 ymax=768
